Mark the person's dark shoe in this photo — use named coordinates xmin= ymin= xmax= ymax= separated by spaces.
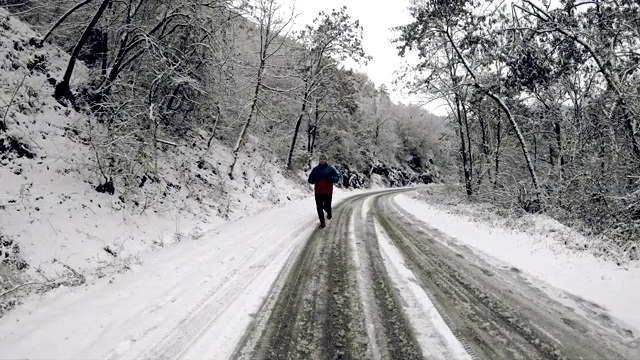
xmin=319 ymin=222 xmax=326 ymax=228
xmin=327 ymin=211 xmax=332 ymax=220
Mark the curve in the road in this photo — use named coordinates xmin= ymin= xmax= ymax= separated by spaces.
xmin=235 ymin=192 xmax=422 ymax=360
xmin=234 ymin=189 xmax=638 ymax=360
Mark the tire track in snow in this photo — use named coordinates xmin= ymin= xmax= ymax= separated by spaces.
xmin=372 ymin=216 xmax=473 ymax=360
xmin=221 ymin=189 xmax=635 ymax=359
xmin=347 ymin=202 xmax=381 ymax=360
xmin=236 ymin=191 xmax=428 ymax=359
xmin=373 ymin=193 xmax=637 ymax=360
xmin=240 ymin=193 xmax=373 ymax=360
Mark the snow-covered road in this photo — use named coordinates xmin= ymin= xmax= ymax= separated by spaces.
xmin=1 ymin=188 xmax=638 ymax=359
xmin=235 ymin=190 xmax=637 ymax=359
xmin=0 ymin=191 xmax=353 ymax=359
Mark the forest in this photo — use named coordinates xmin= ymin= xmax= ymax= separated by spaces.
xmin=1 ymin=0 xmax=444 ymax=193
xmin=396 ymin=0 xmax=640 ymax=252
xmin=2 ymin=0 xmax=637 ymax=252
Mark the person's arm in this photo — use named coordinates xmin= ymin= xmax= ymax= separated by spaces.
xmin=308 ymin=168 xmax=317 ymax=184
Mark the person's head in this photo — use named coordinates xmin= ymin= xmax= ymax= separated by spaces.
xmin=319 ymin=154 xmax=328 ymax=165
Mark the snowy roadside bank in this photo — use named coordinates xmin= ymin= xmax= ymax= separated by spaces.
xmin=393 ymin=192 xmax=640 ymax=339
xmin=0 ymin=190 xmax=360 ymax=359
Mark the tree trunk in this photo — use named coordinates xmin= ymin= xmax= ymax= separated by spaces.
xmin=480 ymin=114 xmax=490 ymax=158
xmin=307 ymin=122 xmax=312 ymax=152
xmin=622 ymin=108 xmax=640 ymax=160
xmin=374 ymin=124 xmax=380 ymax=154
xmin=455 ymin=95 xmax=473 ymax=196
xmin=310 ymin=100 xmax=319 ymax=157
xmin=308 ymin=97 xmax=320 ymax=154
xmin=478 ymin=113 xmax=492 ymax=185
xmin=206 ymin=111 xmax=221 ymax=150
xmin=373 ymin=94 xmax=380 ymax=157
xmin=41 ymin=0 xmax=94 ymax=45
xmin=443 ymin=40 xmax=472 ymax=195
xmin=446 ymin=29 xmax=541 ymax=194
xmin=310 ymin=127 xmax=317 ymax=154
xmin=229 ymin=66 xmax=263 ymax=179
xmin=533 ymin=125 xmax=538 ymax=169
xmin=287 ymin=83 xmax=310 ymax=169
xmin=54 ymin=0 xmax=111 ymax=103
xmin=461 ymin=99 xmax=473 ymax=188
xmin=100 ymin=30 xmax=108 ymax=77
xmin=287 ymin=112 xmax=304 ymax=169
xmin=150 ymin=104 xmax=158 ymax=175
xmin=485 ymin=89 xmax=541 ymax=192
xmin=473 ymin=112 xmax=491 ymax=187
xmin=553 ymin=122 xmax=564 ymax=177
xmin=228 ymin=0 xmax=287 ymax=178
xmin=494 ymin=113 xmax=502 ymax=190
xmin=287 ymin=96 xmax=308 ymax=169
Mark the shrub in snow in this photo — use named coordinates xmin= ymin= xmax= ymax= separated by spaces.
xmin=0 ymin=15 xmax=9 ymax=31
xmin=0 ymin=232 xmax=30 ymax=317
xmin=0 ymin=133 xmax=35 ymax=160
xmin=26 ymin=53 xmax=47 ymax=73
xmin=95 ymin=178 xmax=115 ymax=195
xmin=0 ymin=234 xmax=28 ymax=271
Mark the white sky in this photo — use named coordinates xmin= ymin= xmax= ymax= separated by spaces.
xmin=278 ymin=0 xmax=570 ymax=117
xmin=282 ymin=0 xmax=430 ymax=109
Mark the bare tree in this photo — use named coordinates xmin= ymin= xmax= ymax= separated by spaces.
xmin=54 ymin=0 xmax=111 ymax=103
xmin=515 ymin=0 xmax=640 ymax=161
xmin=286 ymin=6 xmax=369 ymax=169
xmin=397 ymin=0 xmax=541 ymax=197
xmin=39 ymin=0 xmax=93 ymax=45
xmin=228 ymin=0 xmax=293 ymax=178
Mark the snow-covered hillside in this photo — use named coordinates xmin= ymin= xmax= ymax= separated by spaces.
xmin=0 ymin=8 xmax=308 ymax=314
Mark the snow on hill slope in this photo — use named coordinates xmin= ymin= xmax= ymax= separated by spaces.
xmin=0 ymin=8 xmax=307 ymax=314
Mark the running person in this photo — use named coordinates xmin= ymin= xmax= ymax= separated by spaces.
xmin=307 ymin=154 xmax=340 ymax=228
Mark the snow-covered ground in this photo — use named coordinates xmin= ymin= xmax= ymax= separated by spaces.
xmin=1 ymin=185 xmax=638 ymax=358
xmin=394 ymin=193 xmax=640 ymax=339
xmin=0 ymin=189 xmax=359 ymax=359
xmin=2 ymin=6 xmax=639 ymax=359
xmin=0 ymin=6 xmax=309 ymax=304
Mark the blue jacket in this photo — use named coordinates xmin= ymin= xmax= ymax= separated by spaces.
xmin=308 ymin=163 xmax=340 ymax=194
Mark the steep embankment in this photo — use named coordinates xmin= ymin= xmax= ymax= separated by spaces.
xmin=0 ymin=8 xmax=307 ymax=315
